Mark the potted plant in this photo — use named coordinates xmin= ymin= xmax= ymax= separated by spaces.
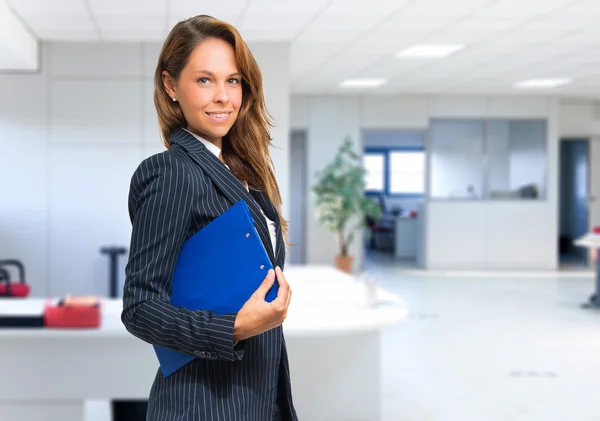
xmin=312 ymin=136 xmax=383 ymax=273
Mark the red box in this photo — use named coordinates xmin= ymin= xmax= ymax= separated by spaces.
xmin=43 ymin=299 xmax=101 ymax=328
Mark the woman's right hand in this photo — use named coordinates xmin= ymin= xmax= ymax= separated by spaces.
xmin=233 ymin=266 xmax=292 ymax=342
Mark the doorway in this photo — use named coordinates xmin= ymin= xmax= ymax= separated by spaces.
xmin=289 ymin=130 xmax=307 ymax=264
xmin=559 ymin=138 xmax=590 ymax=268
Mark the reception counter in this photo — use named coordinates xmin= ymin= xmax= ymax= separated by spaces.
xmin=0 ymin=265 xmax=407 ymax=421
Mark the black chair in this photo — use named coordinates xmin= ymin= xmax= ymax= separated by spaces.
xmin=366 ymin=216 xmax=394 ymax=251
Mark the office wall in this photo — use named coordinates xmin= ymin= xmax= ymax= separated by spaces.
xmin=292 ymin=95 xmax=560 ymax=270
xmin=0 ymin=40 xmax=290 ymax=297
xmin=0 ymin=72 xmax=48 ymax=295
xmin=291 ymin=96 xmax=363 ymax=271
xmin=427 ymin=97 xmax=559 ymax=270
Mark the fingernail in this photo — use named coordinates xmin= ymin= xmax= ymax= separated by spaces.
xmin=275 ymin=266 xmax=280 ymax=271
xmin=268 ymin=269 xmax=274 ymax=274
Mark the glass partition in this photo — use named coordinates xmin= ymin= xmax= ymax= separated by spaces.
xmin=429 ymin=119 xmax=547 ymax=200
xmin=429 ymin=119 xmax=485 ymax=199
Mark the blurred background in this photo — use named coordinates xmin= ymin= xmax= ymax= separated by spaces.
xmin=2 ymin=0 xmax=600 ymax=420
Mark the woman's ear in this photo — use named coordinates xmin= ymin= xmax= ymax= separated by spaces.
xmin=162 ymin=70 xmax=177 ymax=100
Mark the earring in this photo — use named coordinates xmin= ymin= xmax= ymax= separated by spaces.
xmin=172 ymin=97 xmax=177 ymax=102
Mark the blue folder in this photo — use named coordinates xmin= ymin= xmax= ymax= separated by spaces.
xmin=153 ymin=199 xmax=277 ymax=377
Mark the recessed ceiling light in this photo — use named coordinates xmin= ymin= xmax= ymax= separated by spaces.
xmin=339 ymin=78 xmax=387 ymax=88
xmin=514 ymin=78 xmax=572 ymax=88
xmin=397 ymin=44 xmax=465 ymax=58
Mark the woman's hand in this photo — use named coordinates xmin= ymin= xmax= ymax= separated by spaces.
xmin=233 ymin=266 xmax=292 ymax=342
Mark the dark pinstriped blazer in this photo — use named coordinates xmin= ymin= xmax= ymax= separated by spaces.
xmin=121 ymin=128 xmax=298 ymax=421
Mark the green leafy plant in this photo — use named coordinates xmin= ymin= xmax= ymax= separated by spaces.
xmin=312 ymin=136 xmax=383 ymax=257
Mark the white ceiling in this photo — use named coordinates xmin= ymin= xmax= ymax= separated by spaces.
xmin=5 ymin=0 xmax=600 ymax=98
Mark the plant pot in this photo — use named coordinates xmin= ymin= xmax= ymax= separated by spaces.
xmin=335 ymin=255 xmax=354 ymax=273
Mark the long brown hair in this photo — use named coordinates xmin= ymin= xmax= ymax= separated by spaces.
xmin=154 ymin=15 xmax=288 ymax=246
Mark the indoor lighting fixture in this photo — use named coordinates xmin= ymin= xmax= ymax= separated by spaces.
xmin=397 ymin=44 xmax=465 ymax=58
xmin=339 ymin=78 xmax=387 ymax=88
xmin=514 ymin=78 xmax=573 ymax=88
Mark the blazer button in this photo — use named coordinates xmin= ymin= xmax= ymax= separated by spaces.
xmin=260 ymin=265 xmax=265 ymax=269
xmin=246 ymin=233 xmax=250 ymax=238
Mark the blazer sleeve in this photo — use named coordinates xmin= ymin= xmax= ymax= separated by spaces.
xmin=121 ymin=152 xmax=245 ymax=362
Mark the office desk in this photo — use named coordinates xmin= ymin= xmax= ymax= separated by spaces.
xmin=0 ymin=265 xmax=407 ymax=421
xmin=380 ymin=214 xmax=420 ymax=259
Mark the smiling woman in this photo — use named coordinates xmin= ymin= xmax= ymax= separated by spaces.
xmin=120 ymin=14 xmax=297 ymax=421
xmin=153 ymin=16 xmax=283 ymax=209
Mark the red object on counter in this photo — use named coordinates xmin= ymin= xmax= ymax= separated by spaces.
xmin=0 ymin=259 xmax=31 ymax=298
xmin=43 ymin=298 xmax=101 ymax=328
xmin=593 ymin=226 xmax=600 ymax=235
xmin=0 ymin=282 xmax=30 ymax=297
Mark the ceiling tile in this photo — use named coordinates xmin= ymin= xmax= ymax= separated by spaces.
xmin=238 ymin=29 xmax=298 ymax=41
xmin=243 ymin=0 xmax=329 ymax=17
xmin=522 ymin=16 xmax=596 ymax=32
xmin=290 ymin=41 xmax=348 ymax=78
xmin=36 ymin=29 xmax=99 ymax=41
xmin=97 ymin=16 xmax=166 ymax=41
xmin=9 ymin=0 xmax=88 ymax=16
xmin=359 ymin=28 xmax=440 ymax=52
xmin=399 ymin=0 xmax=497 ymax=18
xmin=291 ymin=40 xmax=346 ymax=54
xmin=421 ymin=29 xmax=500 ymax=45
xmin=238 ymin=16 xmax=312 ymax=40
xmin=491 ymin=29 xmax=567 ymax=45
xmin=166 ymin=14 xmax=241 ymax=28
xmin=168 ymin=0 xmax=248 ymax=18
xmin=559 ymin=0 xmax=600 ymax=18
xmin=96 ymin=16 xmax=164 ymax=32
xmin=319 ymin=0 xmax=411 ymax=18
xmin=450 ymin=17 xmax=530 ymax=31
xmin=299 ymin=16 xmax=382 ymax=33
xmin=89 ymin=0 xmax=165 ymax=16
xmin=295 ymin=29 xmax=366 ymax=43
xmin=101 ymin=31 xmax=166 ymax=41
xmin=22 ymin=15 xmax=96 ymax=32
xmin=376 ymin=15 xmax=455 ymax=34
xmin=475 ymin=0 xmax=576 ymax=18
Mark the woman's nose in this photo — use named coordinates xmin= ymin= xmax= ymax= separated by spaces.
xmin=213 ymin=84 xmax=229 ymax=103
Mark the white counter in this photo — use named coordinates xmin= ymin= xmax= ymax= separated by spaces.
xmin=0 ymin=265 xmax=407 ymax=421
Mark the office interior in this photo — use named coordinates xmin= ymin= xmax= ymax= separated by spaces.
xmin=2 ymin=0 xmax=600 ymax=420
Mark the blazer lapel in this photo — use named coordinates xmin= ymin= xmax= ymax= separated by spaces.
xmin=169 ymin=129 xmax=276 ymax=265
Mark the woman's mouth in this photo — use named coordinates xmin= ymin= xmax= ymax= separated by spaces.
xmin=205 ymin=111 xmax=232 ymax=123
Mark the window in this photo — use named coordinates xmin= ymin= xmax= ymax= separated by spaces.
xmin=363 ymin=147 xmax=426 ymax=197
xmin=389 ymin=151 xmax=425 ymax=194
xmin=363 ymin=153 xmax=385 ymax=192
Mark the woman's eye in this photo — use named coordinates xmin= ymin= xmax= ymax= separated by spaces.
xmin=228 ymin=78 xmax=240 ymax=85
xmin=197 ymin=77 xmax=210 ymax=84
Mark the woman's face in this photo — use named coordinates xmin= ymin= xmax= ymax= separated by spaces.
xmin=163 ymin=38 xmax=243 ymax=146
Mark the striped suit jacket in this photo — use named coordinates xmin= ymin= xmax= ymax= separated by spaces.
xmin=121 ymin=128 xmax=298 ymax=421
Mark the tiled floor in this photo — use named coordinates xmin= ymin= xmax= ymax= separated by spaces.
xmin=364 ymin=249 xmax=600 ymax=421
xmin=87 ymin=251 xmax=600 ymax=420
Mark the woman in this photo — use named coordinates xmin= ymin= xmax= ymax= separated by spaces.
xmin=121 ymin=14 xmax=297 ymax=421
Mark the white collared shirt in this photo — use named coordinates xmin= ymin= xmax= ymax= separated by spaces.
xmin=184 ymin=129 xmax=277 ymax=256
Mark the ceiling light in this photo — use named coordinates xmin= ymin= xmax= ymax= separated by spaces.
xmin=339 ymin=78 xmax=387 ymax=88
xmin=514 ymin=78 xmax=572 ymax=88
xmin=397 ymin=45 xmax=465 ymax=58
